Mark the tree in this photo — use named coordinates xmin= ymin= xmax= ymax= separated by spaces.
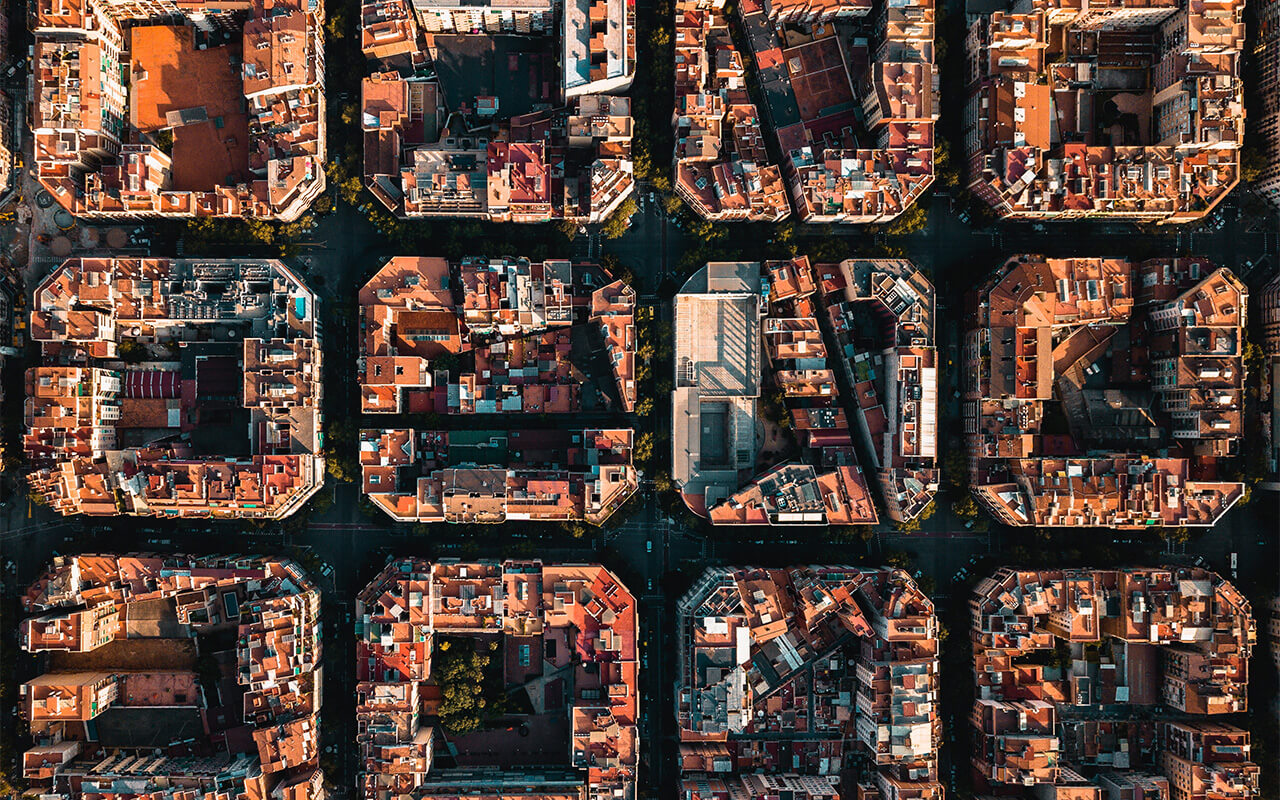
xmin=432 ymin=352 xmax=461 ymax=376
xmin=894 ymin=516 xmax=923 ymax=533
xmin=152 ymin=128 xmax=174 ymax=156
xmin=1243 ymin=339 xmax=1264 ymax=379
xmin=1240 ymin=147 xmax=1267 ymax=183
xmin=893 ymin=502 xmax=933 ymax=532
xmin=435 ymin=640 xmax=493 ymax=735
xmin=602 ymin=197 xmax=638 ymax=239
xmin=324 ymin=6 xmax=348 ymax=39
xmin=653 ymin=471 xmax=673 ymax=493
xmin=556 ymin=219 xmax=579 ymax=241
xmin=884 ymin=550 xmax=912 ymax=569
xmin=933 ymin=138 xmax=961 ymax=189
xmin=602 ymin=253 xmax=636 ymax=285
xmin=636 ymin=398 xmax=655 ymax=417
xmin=632 ymin=143 xmax=654 ymax=181
xmin=942 ymin=449 xmax=968 ymax=492
xmin=634 ymin=432 xmax=655 ymax=464
xmin=560 ymin=521 xmax=588 ymax=538
xmin=917 ymin=500 xmax=937 ymax=523
xmin=323 ymin=420 xmax=359 ymax=483
xmin=952 ymin=495 xmax=980 ymax=519
xmin=118 ymin=340 xmax=147 ymax=364
xmin=884 ymin=203 xmax=929 ymax=236
xmin=308 ymin=491 xmax=334 ymax=516
xmin=830 ymin=526 xmax=874 ymax=542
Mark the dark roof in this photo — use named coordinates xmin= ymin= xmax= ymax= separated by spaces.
xmin=740 ymin=11 xmax=802 ymax=131
xmin=433 ymin=34 xmax=557 ymax=119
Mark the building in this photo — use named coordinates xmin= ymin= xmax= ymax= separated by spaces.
xmin=969 ymin=567 xmax=1258 ymax=797
xmin=355 ymin=560 xmax=637 ymax=800
xmin=0 ymin=85 xmax=13 ymax=199
xmin=361 ymin=89 xmax=636 ymax=222
xmin=19 ymin=554 xmax=325 ymax=799
xmin=358 ymin=256 xmax=635 ymax=415
xmin=32 ymin=0 xmax=326 ymax=220
xmin=359 ymin=428 xmax=638 ymax=524
xmin=677 ymin=566 xmax=942 ymax=795
xmin=25 ymin=258 xmax=324 ymax=518
xmin=737 ymin=0 xmax=938 ymax=223
xmin=672 ymin=0 xmax=791 ymax=221
xmin=366 ymin=89 xmax=635 ymax=222
xmin=962 ymin=0 xmax=1244 ymax=223
xmin=675 ymin=258 xmax=938 ymax=525
xmin=1255 ymin=0 xmax=1280 ymax=209
xmin=964 ymin=255 xmax=1246 ymax=528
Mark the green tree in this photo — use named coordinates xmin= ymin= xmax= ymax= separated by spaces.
xmin=830 ymin=526 xmax=874 ymax=542
xmin=634 ymin=432 xmax=655 ymax=464
xmin=952 ymin=495 xmax=979 ymax=519
xmin=152 ymin=128 xmax=174 ymax=156
xmin=1240 ymin=147 xmax=1266 ymax=183
xmin=1243 ymin=340 xmax=1264 ymax=378
xmin=893 ymin=501 xmax=934 ymax=532
xmin=435 ymin=641 xmax=492 ymax=735
xmin=933 ymin=138 xmax=961 ymax=189
xmin=884 ymin=550 xmax=912 ymax=569
xmin=324 ymin=6 xmax=348 ymax=39
xmin=636 ymin=398 xmax=654 ymax=417
xmin=323 ymin=420 xmax=359 ymax=483
xmin=560 ymin=521 xmax=588 ymax=538
xmin=557 ymin=219 xmax=580 ymax=241
xmin=894 ymin=516 xmax=922 ymax=533
xmin=653 ymin=471 xmax=673 ymax=493
xmin=884 ymin=203 xmax=929 ymax=236
xmin=602 ymin=197 xmax=639 ymax=239
xmin=118 ymin=340 xmax=148 ymax=364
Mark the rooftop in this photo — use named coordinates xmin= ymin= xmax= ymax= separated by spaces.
xmin=964 ymin=255 xmax=1246 ymax=528
xmin=963 ymin=0 xmax=1245 ymax=222
xmin=358 ymin=256 xmax=635 ymax=416
xmin=361 ymin=428 xmax=638 ymax=525
xmin=358 ymin=0 xmax=636 ymax=224
xmin=969 ymin=566 xmax=1257 ymax=794
xmin=355 ymin=560 xmax=638 ymax=799
xmin=33 ymin=0 xmax=325 ymax=220
xmin=677 ymin=566 xmax=942 ymax=793
xmin=19 ymin=554 xmax=325 ymax=797
xmin=25 ymin=258 xmax=323 ymax=520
